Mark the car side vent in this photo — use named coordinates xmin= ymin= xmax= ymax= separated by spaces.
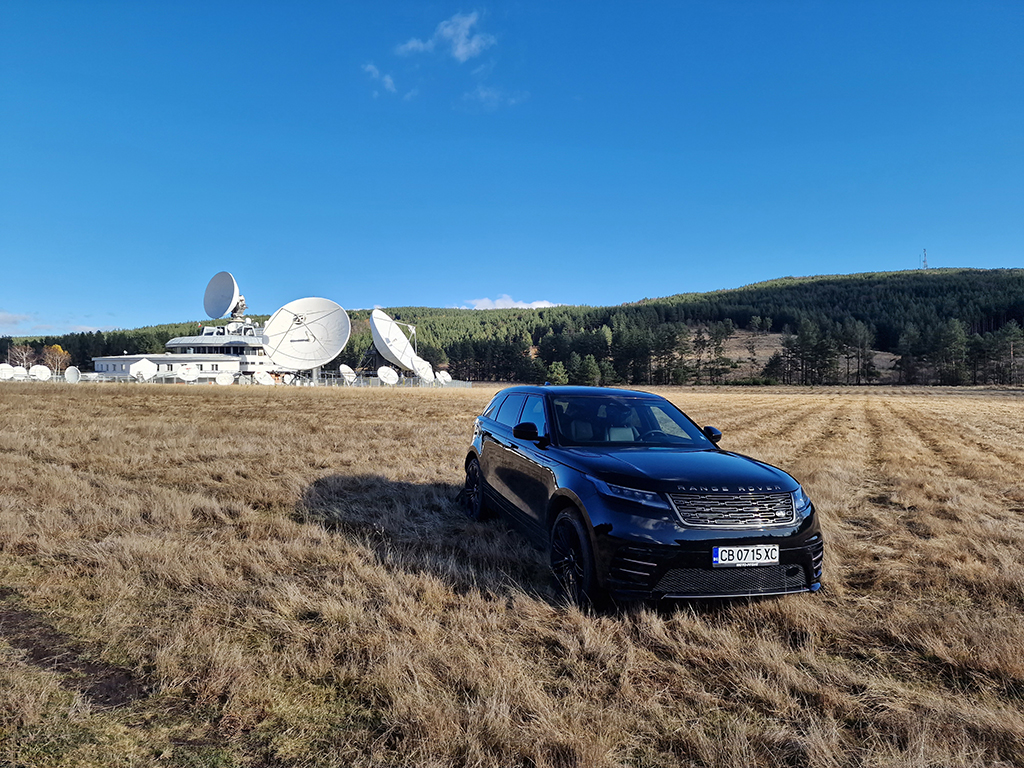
xmin=668 ymin=492 xmax=795 ymax=528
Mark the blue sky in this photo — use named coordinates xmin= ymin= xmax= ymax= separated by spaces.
xmin=2 ymin=1 xmax=1021 ymax=336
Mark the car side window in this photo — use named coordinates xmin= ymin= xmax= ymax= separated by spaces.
xmin=483 ymin=395 xmax=505 ymax=419
xmin=520 ymin=395 xmax=548 ymax=435
xmin=495 ymin=394 xmax=526 ymax=427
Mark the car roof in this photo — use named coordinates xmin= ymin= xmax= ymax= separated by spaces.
xmin=496 ymin=385 xmax=665 ymax=399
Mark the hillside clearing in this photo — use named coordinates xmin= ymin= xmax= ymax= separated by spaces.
xmin=1 ymin=383 xmax=1023 ymax=767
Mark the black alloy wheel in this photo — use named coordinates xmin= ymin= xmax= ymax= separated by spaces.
xmin=549 ymin=509 xmax=598 ymax=606
xmin=462 ymin=457 xmax=488 ymax=520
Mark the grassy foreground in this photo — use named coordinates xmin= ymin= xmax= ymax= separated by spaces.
xmin=1 ymin=383 xmax=1023 ymax=767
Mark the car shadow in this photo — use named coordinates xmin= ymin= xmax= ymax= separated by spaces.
xmin=296 ymin=474 xmax=778 ymax=618
xmin=296 ymin=474 xmax=556 ymax=602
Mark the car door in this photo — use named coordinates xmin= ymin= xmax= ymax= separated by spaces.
xmin=500 ymin=394 xmax=559 ymax=535
xmin=479 ymin=393 xmax=526 ymax=516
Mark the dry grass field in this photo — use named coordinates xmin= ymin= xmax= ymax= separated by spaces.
xmin=1 ymin=382 xmax=1023 ymax=768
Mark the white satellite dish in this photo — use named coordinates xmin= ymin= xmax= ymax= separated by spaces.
xmin=261 ymin=297 xmax=351 ymax=370
xmin=215 ymin=372 xmax=234 ymax=386
xmin=0 ymin=363 xmax=13 ymax=381
xmin=12 ymin=366 xmax=28 ymax=380
xmin=130 ymin=358 xmax=158 ymax=382
xmin=64 ymin=366 xmax=81 ymax=384
xmin=377 ymin=366 xmax=399 ymax=386
xmin=177 ymin=364 xmax=200 ymax=382
xmin=370 ymin=309 xmax=417 ymax=371
xmin=411 ymin=356 xmax=434 ymax=382
xmin=437 ymin=370 xmax=452 ymax=385
xmin=204 ymin=271 xmax=241 ymax=319
xmin=29 ymin=364 xmax=52 ymax=381
xmin=338 ymin=363 xmax=356 ymax=384
xmin=254 ymin=370 xmax=275 ymax=386
xmin=282 ymin=373 xmax=295 ymax=385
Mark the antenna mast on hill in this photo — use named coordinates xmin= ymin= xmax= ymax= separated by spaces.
xmin=922 ymin=248 xmax=928 ymax=269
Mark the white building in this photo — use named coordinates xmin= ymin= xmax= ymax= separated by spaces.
xmin=91 ymin=321 xmax=277 ymax=382
xmin=92 ymin=353 xmax=241 ymax=382
xmin=164 ymin=321 xmax=278 ymax=375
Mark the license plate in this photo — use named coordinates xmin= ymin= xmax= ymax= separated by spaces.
xmin=713 ymin=544 xmax=779 ymax=568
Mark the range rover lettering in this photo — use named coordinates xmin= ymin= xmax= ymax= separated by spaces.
xmin=462 ymin=386 xmax=823 ymax=604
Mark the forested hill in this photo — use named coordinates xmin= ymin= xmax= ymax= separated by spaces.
xmin=645 ymin=268 xmax=1024 ymax=349
xmin=5 ymin=268 xmax=1023 ymax=386
xmin=361 ymin=267 xmax=1024 ymax=353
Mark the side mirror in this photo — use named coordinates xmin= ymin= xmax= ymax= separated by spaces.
xmin=513 ymin=422 xmax=540 ymax=441
xmin=703 ymin=426 xmax=722 ymax=444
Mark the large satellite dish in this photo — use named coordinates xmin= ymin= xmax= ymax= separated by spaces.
xmin=215 ymin=372 xmax=234 ymax=386
xmin=12 ymin=366 xmax=28 ymax=380
xmin=64 ymin=366 xmax=81 ymax=384
xmin=377 ymin=366 xmax=399 ymax=386
xmin=204 ymin=271 xmax=242 ymax=319
xmin=254 ymin=370 xmax=275 ymax=386
xmin=262 ymin=297 xmax=350 ymax=370
xmin=177 ymin=364 xmax=200 ymax=382
xmin=29 ymin=365 xmax=52 ymax=381
xmin=370 ymin=309 xmax=417 ymax=371
xmin=0 ymin=363 xmax=13 ymax=381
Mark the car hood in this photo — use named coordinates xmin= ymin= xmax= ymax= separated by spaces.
xmin=557 ymin=446 xmax=797 ymax=492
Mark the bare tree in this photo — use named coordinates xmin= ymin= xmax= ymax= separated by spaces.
xmin=7 ymin=344 xmax=36 ymax=368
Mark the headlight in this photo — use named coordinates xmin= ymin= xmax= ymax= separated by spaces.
xmin=792 ymin=486 xmax=813 ymax=519
xmin=588 ymin=476 xmax=670 ymax=510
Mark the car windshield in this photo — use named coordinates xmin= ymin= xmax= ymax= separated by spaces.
xmin=550 ymin=395 xmax=715 ymax=448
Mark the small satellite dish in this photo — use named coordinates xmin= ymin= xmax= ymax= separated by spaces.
xmin=261 ymin=297 xmax=351 ymax=370
xmin=282 ymin=373 xmax=295 ymax=385
xmin=64 ymin=366 xmax=81 ymax=384
xmin=437 ymin=370 xmax=452 ymax=385
xmin=131 ymin=358 xmax=158 ymax=382
xmin=377 ymin=366 xmax=399 ymax=386
xmin=411 ymin=356 xmax=434 ymax=382
xmin=254 ymin=370 xmax=275 ymax=386
xmin=204 ymin=271 xmax=241 ymax=319
xmin=370 ymin=309 xmax=417 ymax=371
xmin=12 ymin=365 xmax=28 ymax=379
xmin=215 ymin=372 xmax=234 ymax=386
xmin=338 ymin=363 xmax=356 ymax=384
xmin=177 ymin=364 xmax=200 ymax=382
xmin=0 ymin=363 xmax=13 ymax=381
xmin=29 ymin=365 xmax=52 ymax=381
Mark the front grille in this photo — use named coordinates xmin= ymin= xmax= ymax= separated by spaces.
xmin=668 ymin=492 xmax=795 ymax=528
xmin=654 ymin=564 xmax=809 ymax=597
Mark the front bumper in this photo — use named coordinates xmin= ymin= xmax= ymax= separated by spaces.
xmin=597 ymin=523 xmax=824 ymax=600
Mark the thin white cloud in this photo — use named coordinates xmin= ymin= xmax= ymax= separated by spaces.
xmin=465 ymin=295 xmax=559 ymax=310
xmin=0 ymin=311 xmax=32 ymax=336
xmin=362 ymin=62 xmax=397 ymax=94
xmin=463 ymin=84 xmax=528 ymax=110
xmin=397 ymin=12 xmax=495 ymax=63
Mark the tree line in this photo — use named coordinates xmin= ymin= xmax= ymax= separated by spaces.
xmin=5 ymin=268 xmax=1023 ymax=386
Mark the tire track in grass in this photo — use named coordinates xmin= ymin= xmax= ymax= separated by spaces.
xmin=850 ymin=399 xmax=1024 ymax=719
xmin=0 ymin=588 xmax=149 ymax=710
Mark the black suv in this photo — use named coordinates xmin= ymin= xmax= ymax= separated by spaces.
xmin=463 ymin=386 xmax=823 ymax=603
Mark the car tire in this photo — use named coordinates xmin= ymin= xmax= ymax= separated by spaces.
xmin=462 ymin=457 xmax=490 ymax=521
xmin=549 ymin=508 xmax=600 ymax=607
